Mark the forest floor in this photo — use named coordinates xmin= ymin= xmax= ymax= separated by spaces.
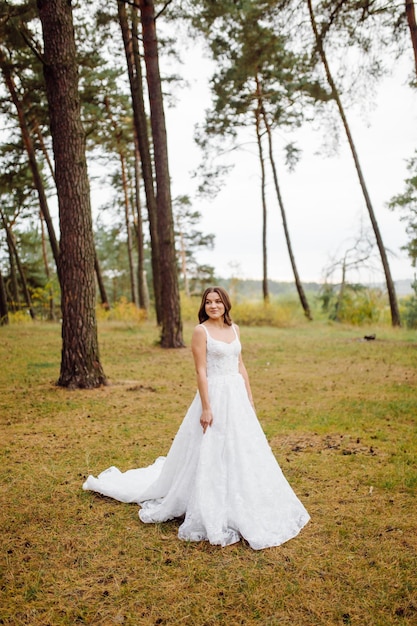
xmin=1 ymin=320 xmax=416 ymax=625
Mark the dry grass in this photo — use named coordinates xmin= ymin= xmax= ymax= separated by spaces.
xmin=1 ymin=320 xmax=416 ymax=625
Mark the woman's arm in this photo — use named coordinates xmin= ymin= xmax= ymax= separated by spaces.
xmin=191 ymin=325 xmax=213 ymax=433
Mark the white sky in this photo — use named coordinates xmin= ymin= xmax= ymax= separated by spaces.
xmin=162 ymin=45 xmax=417 ymax=285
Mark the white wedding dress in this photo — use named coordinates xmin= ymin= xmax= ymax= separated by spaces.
xmin=83 ymin=324 xmax=310 ymax=550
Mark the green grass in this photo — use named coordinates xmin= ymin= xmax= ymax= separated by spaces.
xmin=1 ymin=319 xmax=416 ymax=625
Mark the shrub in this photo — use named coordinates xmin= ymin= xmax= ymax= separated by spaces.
xmin=319 ymin=284 xmax=386 ymax=325
xmin=401 ymin=279 xmax=417 ymax=328
xmin=96 ymin=297 xmax=147 ymax=324
xmin=8 ymin=310 xmax=34 ymax=325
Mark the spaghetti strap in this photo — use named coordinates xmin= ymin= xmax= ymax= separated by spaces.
xmin=200 ymin=324 xmax=209 ymax=336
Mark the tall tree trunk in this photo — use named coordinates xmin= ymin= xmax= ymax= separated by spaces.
xmin=40 ymin=212 xmax=56 ymax=320
xmin=139 ymin=0 xmax=184 ymax=347
xmin=118 ymin=0 xmax=162 ymax=322
xmin=37 ymin=0 xmax=106 ymax=388
xmin=94 ymin=252 xmax=110 ymax=311
xmin=0 ymin=208 xmax=36 ymax=319
xmin=33 ymin=116 xmax=55 ymax=182
xmin=6 ymin=235 xmax=20 ymax=312
xmin=307 ymin=0 xmax=401 ymax=327
xmin=134 ymin=137 xmax=148 ymax=310
xmin=0 ymin=270 xmax=9 ymax=325
xmin=131 ymin=6 xmax=162 ymax=319
xmin=258 ymin=92 xmax=312 ymax=319
xmin=103 ymin=95 xmax=137 ymax=305
xmin=0 ymin=48 xmax=61 ymax=278
xmin=335 ymin=257 xmax=347 ymax=322
xmin=406 ymin=0 xmax=417 ymax=77
xmin=254 ymin=105 xmax=269 ymax=303
xmin=121 ymin=150 xmax=138 ymax=305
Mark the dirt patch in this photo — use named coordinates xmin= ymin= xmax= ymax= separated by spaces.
xmin=271 ymin=433 xmax=379 ymax=457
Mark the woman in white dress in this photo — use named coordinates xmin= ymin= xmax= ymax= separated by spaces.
xmin=83 ymin=287 xmax=310 ymax=550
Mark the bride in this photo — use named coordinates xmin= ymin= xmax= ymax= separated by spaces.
xmin=83 ymin=286 xmax=310 ymax=550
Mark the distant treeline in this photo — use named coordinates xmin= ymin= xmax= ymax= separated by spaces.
xmin=215 ymin=278 xmax=413 ymax=299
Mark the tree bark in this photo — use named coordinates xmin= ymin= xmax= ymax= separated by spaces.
xmin=254 ymin=104 xmax=269 ymax=303
xmin=139 ymin=0 xmax=184 ymax=347
xmin=37 ymin=0 xmax=106 ymax=387
xmin=307 ymin=0 xmax=401 ymax=327
xmin=406 ymin=0 xmax=417 ymax=77
xmin=118 ymin=0 xmax=162 ymax=322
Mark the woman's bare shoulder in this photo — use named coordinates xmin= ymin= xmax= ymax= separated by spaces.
xmin=192 ymin=324 xmax=206 ymax=340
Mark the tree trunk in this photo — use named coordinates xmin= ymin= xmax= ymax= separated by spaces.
xmin=134 ymin=138 xmax=148 ymax=310
xmin=37 ymin=0 xmax=106 ymax=388
xmin=0 ymin=271 xmax=9 ymax=325
xmin=139 ymin=0 xmax=184 ymax=347
xmin=122 ymin=149 xmax=138 ymax=305
xmin=307 ymin=0 xmax=401 ymax=327
xmin=103 ymin=95 xmax=137 ymax=305
xmin=258 ymin=88 xmax=312 ymax=320
xmin=254 ymin=105 xmax=269 ymax=303
xmin=94 ymin=252 xmax=110 ymax=311
xmin=406 ymin=0 xmax=417 ymax=77
xmin=6 ymin=235 xmax=20 ymax=312
xmin=0 ymin=48 xmax=61 ymax=278
xmin=40 ymin=212 xmax=56 ymax=320
xmin=118 ymin=0 xmax=162 ymax=322
xmin=1 ymin=208 xmax=36 ymax=319
xmin=33 ymin=116 xmax=56 ymax=182
xmin=335 ymin=257 xmax=347 ymax=322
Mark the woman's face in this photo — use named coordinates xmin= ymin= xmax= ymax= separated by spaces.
xmin=205 ymin=291 xmax=225 ymax=321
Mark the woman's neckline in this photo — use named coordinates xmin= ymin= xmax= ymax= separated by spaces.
xmin=202 ymin=323 xmax=237 ymax=344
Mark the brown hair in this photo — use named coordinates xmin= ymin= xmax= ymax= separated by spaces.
xmin=198 ymin=287 xmax=232 ymax=325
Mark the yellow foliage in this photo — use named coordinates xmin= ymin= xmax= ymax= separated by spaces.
xmin=232 ymin=298 xmax=306 ymax=327
xmin=8 ymin=310 xmax=34 ymax=325
xmin=96 ymin=297 xmax=147 ymax=324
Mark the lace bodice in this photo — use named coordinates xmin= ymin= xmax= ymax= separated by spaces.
xmin=201 ymin=324 xmax=241 ymax=378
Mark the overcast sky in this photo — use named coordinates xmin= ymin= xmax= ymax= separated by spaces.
xmin=162 ymin=46 xmax=417 ymax=285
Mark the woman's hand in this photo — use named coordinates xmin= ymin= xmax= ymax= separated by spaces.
xmin=200 ymin=408 xmax=213 ymax=433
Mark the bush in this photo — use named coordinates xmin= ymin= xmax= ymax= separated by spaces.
xmin=8 ymin=310 xmax=34 ymax=325
xmin=319 ymin=284 xmax=386 ymax=325
xmin=96 ymin=297 xmax=148 ymax=324
xmin=232 ymin=298 xmax=306 ymax=327
xmin=401 ymin=279 xmax=417 ymax=328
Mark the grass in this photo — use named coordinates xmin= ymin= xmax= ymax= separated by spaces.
xmin=1 ymin=319 xmax=416 ymax=625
